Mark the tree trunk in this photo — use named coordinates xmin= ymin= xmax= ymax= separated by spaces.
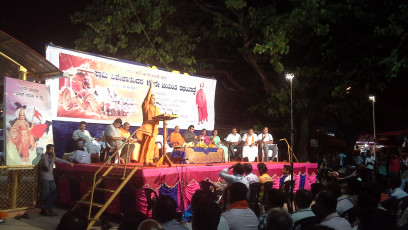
xmin=297 ymin=112 xmax=309 ymax=162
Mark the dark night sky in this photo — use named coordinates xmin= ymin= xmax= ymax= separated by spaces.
xmin=0 ymin=0 xmax=88 ymax=55
xmin=1 ymin=0 xmax=407 ymax=136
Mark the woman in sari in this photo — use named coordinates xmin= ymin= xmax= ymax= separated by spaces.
xmin=210 ymin=129 xmax=229 ymax=161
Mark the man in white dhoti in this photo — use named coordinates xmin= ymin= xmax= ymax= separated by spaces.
xmin=242 ymin=128 xmax=258 ymax=162
xmin=72 ymin=121 xmax=101 ymax=155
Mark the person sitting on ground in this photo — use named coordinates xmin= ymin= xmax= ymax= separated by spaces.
xmin=72 ymin=121 xmax=101 ymax=155
xmin=119 ymin=122 xmax=140 ymax=162
xmin=219 ymin=163 xmax=249 ymax=188
xmin=265 ymin=208 xmax=293 ymax=230
xmin=242 ymin=128 xmax=258 ymax=162
xmin=192 ymin=199 xmax=222 ymax=230
xmin=312 ymin=190 xmax=351 ymax=230
xmin=153 ymin=195 xmax=188 ymax=230
xmin=169 ymin=126 xmax=185 ymax=147
xmin=211 ymin=129 xmax=229 ymax=161
xmin=244 ymin=163 xmax=260 ymax=184
xmin=258 ymin=189 xmax=287 ymax=230
xmin=292 ymin=189 xmax=315 ymax=228
xmin=186 ymin=190 xmax=229 ymax=230
xmin=310 ymin=183 xmax=326 ymax=201
xmin=105 ymin=118 xmax=135 ymax=164
xmin=222 ymin=182 xmax=258 ymax=230
xmin=198 ymin=129 xmax=210 ymax=144
xmin=183 ymin=125 xmax=198 ymax=144
xmin=56 ymin=210 xmax=88 ymax=230
xmin=118 ymin=209 xmax=147 ymax=230
xmin=225 ymin=128 xmax=242 ymax=161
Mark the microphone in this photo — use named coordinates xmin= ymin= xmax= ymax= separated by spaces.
xmin=280 ymin=139 xmax=286 ymax=141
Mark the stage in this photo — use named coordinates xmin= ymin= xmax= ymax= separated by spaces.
xmin=54 ymin=161 xmax=318 ymax=216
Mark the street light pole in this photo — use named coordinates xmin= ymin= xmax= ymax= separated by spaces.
xmin=285 ymin=73 xmax=294 ymax=213
xmin=369 ymin=96 xmax=376 ymax=158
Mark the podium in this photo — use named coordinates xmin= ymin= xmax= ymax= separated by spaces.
xmin=152 ymin=114 xmax=178 ymax=166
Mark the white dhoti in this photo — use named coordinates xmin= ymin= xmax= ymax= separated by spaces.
xmin=243 ymin=145 xmax=258 ymax=162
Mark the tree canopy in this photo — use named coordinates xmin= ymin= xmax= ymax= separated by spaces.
xmin=72 ymin=0 xmax=408 ymax=159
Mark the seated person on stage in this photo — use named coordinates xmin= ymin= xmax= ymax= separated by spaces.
xmin=105 ymin=118 xmax=135 ymax=164
xmin=169 ymin=125 xmax=185 ymax=147
xmin=119 ymin=122 xmax=140 ymax=162
xmin=242 ymin=128 xmax=258 ymax=162
xmin=198 ymin=129 xmax=210 ymax=144
xmin=211 ymin=129 xmax=229 ymax=161
xmin=257 ymin=126 xmax=278 ymax=162
xmin=225 ymin=128 xmax=242 ymax=161
xmin=183 ymin=125 xmax=198 ymax=144
xmin=72 ymin=121 xmax=101 ymax=155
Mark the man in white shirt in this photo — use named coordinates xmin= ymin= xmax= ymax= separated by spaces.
xmin=225 ymin=128 xmax=242 ymax=161
xmin=72 ymin=121 xmax=101 ymax=155
xmin=365 ymin=152 xmax=375 ymax=183
xmin=257 ymin=127 xmax=278 ymax=162
xmin=243 ymin=163 xmax=259 ymax=184
xmin=219 ymin=163 xmax=249 ymax=188
xmin=242 ymin=129 xmax=258 ymax=162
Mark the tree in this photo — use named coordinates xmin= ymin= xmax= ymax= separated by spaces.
xmin=73 ymin=0 xmax=408 ymax=161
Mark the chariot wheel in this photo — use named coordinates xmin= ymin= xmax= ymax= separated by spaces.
xmin=61 ymin=88 xmax=76 ymax=110
xmin=81 ymin=94 xmax=99 ymax=113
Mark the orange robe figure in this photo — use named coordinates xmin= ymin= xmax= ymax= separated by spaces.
xmin=169 ymin=132 xmax=185 ymax=147
xmin=139 ymin=85 xmax=161 ymax=164
xmin=196 ymin=84 xmax=208 ymax=124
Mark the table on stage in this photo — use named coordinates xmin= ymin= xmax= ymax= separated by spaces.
xmin=182 ymin=147 xmax=225 ymax=164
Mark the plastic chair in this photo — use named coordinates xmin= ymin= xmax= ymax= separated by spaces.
xmin=248 ymin=182 xmax=262 ymax=217
xmin=293 ymin=216 xmax=319 ymax=230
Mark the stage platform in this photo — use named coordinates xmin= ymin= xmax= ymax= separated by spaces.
xmin=54 ymin=161 xmax=318 ymax=216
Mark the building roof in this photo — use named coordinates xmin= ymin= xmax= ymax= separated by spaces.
xmin=0 ymin=29 xmax=61 ymax=82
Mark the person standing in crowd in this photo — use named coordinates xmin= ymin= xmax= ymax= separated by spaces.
xmin=225 ymin=128 xmax=242 ymax=161
xmin=242 ymin=128 xmax=258 ymax=162
xmin=211 ymin=129 xmax=229 ymax=162
xmin=389 ymin=151 xmax=401 ymax=181
xmin=183 ymin=125 xmax=198 ymax=144
xmin=257 ymin=127 xmax=278 ymax=162
xmin=105 ymin=118 xmax=134 ymax=164
xmin=72 ymin=121 xmax=100 ymax=155
xmin=282 ymin=165 xmax=292 ymax=183
xmin=219 ymin=163 xmax=249 ymax=188
xmin=40 ymin=144 xmax=73 ymax=216
xmin=169 ymin=126 xmax=185 ymax=147
xmin=138 ymin=83 xmax=161 ymax=167
xmin=364 ymin=151 xmax=375 ymax=183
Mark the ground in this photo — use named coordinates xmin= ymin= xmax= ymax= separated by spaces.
xmin=1 ymin=207 xmax=119 ymax=230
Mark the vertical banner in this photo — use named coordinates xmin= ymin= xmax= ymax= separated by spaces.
xmin=46 ymin=45 xmax=217 ymax=130
xmin=5 ymin=77 xmax=53 ymax=165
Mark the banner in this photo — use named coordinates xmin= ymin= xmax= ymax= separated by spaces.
xmin=5 ymin=77 xmax=53 ymax=165
xmin=46 ymin=45 xmax=216 ymax=130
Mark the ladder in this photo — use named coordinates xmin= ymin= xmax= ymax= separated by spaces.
xmin=72 ymin=131 xmax=139 ymax=230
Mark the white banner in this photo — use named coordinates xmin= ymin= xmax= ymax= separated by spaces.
xmin=45 ymin=45 xmax=216 ymax=130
